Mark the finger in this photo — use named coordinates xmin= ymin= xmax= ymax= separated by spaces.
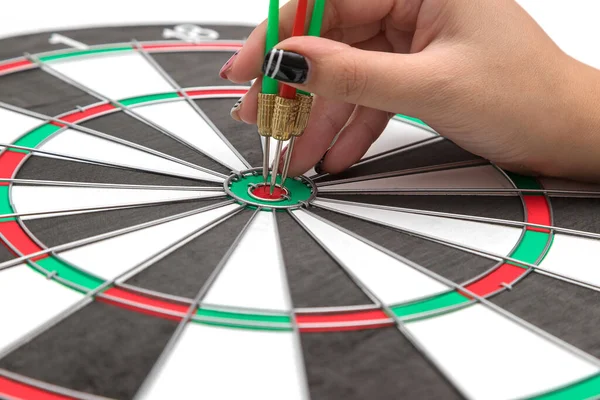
xmin=262 ymin=35 xmax=441 ymax=117
xmin=323 ymin=21 xmax=383 ymax=46
xmin=231 ymin=77 xmax=263 ymax=125
xmin=224 ymin=0 xmax=397 ymax=83
xmin=284 ymin=96 xmax=356 ymax=176
xmin=280 ymin=33 xmax=396 ymax=176
xmin=352 ymin=31 xmax=394 ymax=53
xmin=320 ymin=106 xmax=393 ymax=174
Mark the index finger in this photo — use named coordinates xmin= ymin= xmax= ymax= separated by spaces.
xmin=225 ymin=0 xmax=395 ymax=83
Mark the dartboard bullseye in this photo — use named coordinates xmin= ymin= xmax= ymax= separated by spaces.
xmin=0 ymin=21 xmax=600 ymax=400
xmin=225 ymin=168 xmax=316 ymax=208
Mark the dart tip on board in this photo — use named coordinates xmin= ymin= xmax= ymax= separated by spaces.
xmin=269 ymin=170 xmax=278 ymax=195
xmin=280 ymin=137 xmax=295 ymax=186
xmin=262 ymin=139 xmax=271 ymax=183
xmin=270 ymin=140 xmax=283 ymax=195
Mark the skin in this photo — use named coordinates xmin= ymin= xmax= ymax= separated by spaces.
xmin=221 ymin=0 xmax=600 ymax=183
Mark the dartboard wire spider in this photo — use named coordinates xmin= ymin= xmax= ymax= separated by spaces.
xmin=290 ymin=208 xmax=600 ymax=371
xmin=316 ymin=159 xmax=489 ymax=188
xmin=309 ymin=203 xmax=539 ymax=272
xmin=287 ymin=208 xmax=471 ymax=398
xmin=134 ymin=207 xmax=261 ymax=399
xmin=0 ymin=100 xmax=227 ymax=180
xmin=0 ymin=368 xmax=105 ymax=400
xmin=0 ymin=201 xmax=245 ymax=360
xmin=272 ymin=209 xmax=312 ymax=400
xmin=0 ymin=141 xmax=216 ymax=183
xmin=308 ymin=200 xmax=600 ymax=298
xmin=0 ymin=178 xmax=218 ymax=192
xmin=115 ymin=282 xmax=195 ymax=305
xmin=0 ymin=196 xmax=226 ymax=223
xmin=0 ymin=200 xmax=237 ymax=273
xmin=308 ymin=135 xmax=445 ymax=181
xmin=314 ymin=197 xmax=600 ymax=241
xmin=131 ymin=39 xmax=251 ymax=171
xmin=314 ymin=156 xmax=600 ymax=198
xmin=23 ymin=52 xmax=245 ymax=173
xmin=320 ymin=186 xmax=600 ymax=197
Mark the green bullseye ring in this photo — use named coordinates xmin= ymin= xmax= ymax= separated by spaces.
xmin=225 ymin=168 xmax=316 ymax=209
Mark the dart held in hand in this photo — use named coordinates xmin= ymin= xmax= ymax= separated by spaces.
xmin=256 ymin=0 xmax=280 ymax=186
xmin=257 ymin=0 xmax=324 ymax=196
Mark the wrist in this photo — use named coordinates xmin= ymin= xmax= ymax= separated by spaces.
xmin=536 ymin=56 xmax=600 ymax=182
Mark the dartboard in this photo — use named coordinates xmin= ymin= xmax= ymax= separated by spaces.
xmin=1 ymin=20 xmax=600 ymax=400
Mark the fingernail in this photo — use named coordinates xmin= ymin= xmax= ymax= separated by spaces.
xmin=262 ymin=49 xmax=308 ymax=84
xmin=313 ymin=150 xmax=329 ymax=174
xmin=314 ymin=160 xmax=324 ymax=174
xmin=219 ymin=50 xmax=240 ymax=79
xmin=230 ymin=97 xmax=243 ymax=121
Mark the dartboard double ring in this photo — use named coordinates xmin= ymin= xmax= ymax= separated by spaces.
xmin=0 ymin=23 xmax=600 ymax=400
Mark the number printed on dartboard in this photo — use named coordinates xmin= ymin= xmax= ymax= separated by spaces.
xmin=163 ymin=24 xmax=220 ymax=42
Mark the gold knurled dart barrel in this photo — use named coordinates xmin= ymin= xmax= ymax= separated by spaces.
xmin=271 ymin=96 xmax=299 ymax=141
xmin=292 ymin=93 xmax=313 ymax=137
xmin=257 ymin=93 xmax=277 ymax=137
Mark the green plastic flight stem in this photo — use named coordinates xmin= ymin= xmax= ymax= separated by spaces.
xmin=298 ymin=0 xmax=326 ymax=96
xmin=308 ymin=0 xmax=326 ymax=37
xmin=262 ymin=0 xmax=280 ymax=95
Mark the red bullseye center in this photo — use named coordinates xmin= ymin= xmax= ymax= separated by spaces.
xmin=251 ymin=185 xmax=287 ymax=201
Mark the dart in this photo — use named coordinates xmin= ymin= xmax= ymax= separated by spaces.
xmin=268 ymin=0 xmax=327 ymax=194
xmin=257 ymin=0 xmax=281 ymax=184
xmin=279 ymin=0 xmax=326 ymax=185
xmin=279 ymin=91 xmax=312 ymax=185
xmin=267 ymin=0 xmax=308 ymax=194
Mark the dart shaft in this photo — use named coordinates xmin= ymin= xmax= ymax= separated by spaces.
xmin=261 ymin=0 xmax=320 ymax=195
xmin=263 ymin=0 xmax=280 ymax=95
xmin=280 ymin=137 xmax=296 ymax=185
xmin=262 ymin=138 xmax=271 ymax=183
xmin=270 ymin=140 xmax=283 ymax=194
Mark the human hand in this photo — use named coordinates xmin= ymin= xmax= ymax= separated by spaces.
xmin=221 ymin=0 xmax=600 ymax=182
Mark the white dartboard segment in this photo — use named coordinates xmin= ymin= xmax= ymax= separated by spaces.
xmin=202 ymin=211 xmax=291 ymax=312
xmin=363 ymin=119 xmax=437 ymax=160
xmin=537 ymin=233 xmax=600 ymax=288
xmin=55 ymin=203 xmax=239 ymax=281
xmin=133 ymin=101 xmax=247 ymax=171
xmin=304 ymin=167 xmax=317 ymax=178
xmin=46 ymin=52 xmax=173 ymax=100
xmin=406 ymin=304 xmax=600 ymax=400
xmin=39 ymin=129 xmax=221 ymax=182
xmin=0 ymin=108 xmax=46 ymax=144
xmin=11 ymin=185 xmax=223 ymax=220
xmin=0 ymin=264 xmax=83 ymax=353
xmin=319 ymin=165 xmax=513 ymax=191
xmin=313 ymin=199 xmax=523 ymax=258
xmin=292 ymin=209 xmax=449 ymax=305
xmin=139 ymin=323 xmax=307 ymax=400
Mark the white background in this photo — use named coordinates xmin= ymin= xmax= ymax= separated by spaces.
xmin=0 ymin=0 xmax=599 ymax=68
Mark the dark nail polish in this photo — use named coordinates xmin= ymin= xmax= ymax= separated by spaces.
xmin=313 ymin=150 xmax=329 ymax=174
xmin=230 ymin=97 xmax=243 ymax=121
xmin=219 ymin=50 xmax=239 ymax=79
xmin=262 ymin=49 xmax=308 ymax=84
xmin=314 ymin=161 xmax=324 ymax=175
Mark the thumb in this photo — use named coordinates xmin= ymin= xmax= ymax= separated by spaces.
xmin=262 ymin=36 xmax=441 ymax=117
